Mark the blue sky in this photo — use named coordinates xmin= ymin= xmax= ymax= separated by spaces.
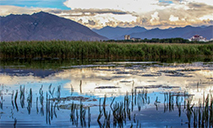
xmin=0 ymin=0 xmax=213 ymax=29
xmin=0 ymin=0 xmax=70 ymax=10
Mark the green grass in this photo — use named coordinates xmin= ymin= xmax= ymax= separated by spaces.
xmin=0 ymin=41 xmax=213 ymax=60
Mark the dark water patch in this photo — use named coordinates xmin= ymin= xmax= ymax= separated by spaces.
xmin=135 ymin=85 xmax=180 ymax=89
xmin=140 ymin=73 xmax=162 ymax=77
xmin=147 ymin=81 xmax=156 ymax=82
xmin=159 ymin=70 xmax=193 ymax=77
xmin=50 ymin=96 xmax=97 ymax=102
xmin=114 ymin=71 xmax=130 ymax=74
xmin=63 ymin=64 xmax=115 ymax=69
xmin=120 ymin=80 xmax=132 ymax=83
xmin=169 ymin=92 xmax=194 ymax=97
xmin=0 ymin=68 xmax=60 ymax=78
xmin=101 ymin=75 xmax=127 ymax=80
xmin=176 ymin=69 xmax=201 ymax=72
xmin=113 ymin=76 xmax=127 ymax=78
xmin=59 ymin=103 xmax=99 ymax=110
xmin=101 ymin=78 xmax=112 ymax=81
xmin=95 ymin=86 xmax=120 ymax=89
xmin=166 ymin=74 xmax=193 ymax=77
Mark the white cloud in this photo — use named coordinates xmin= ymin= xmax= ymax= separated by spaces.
xmin=186 ymin=0 xmax=213 ymax=6
xmin=1 ymin=0 xmax=213 ymax=29
xmin=169 ymin=15 xmax=179 ymax=22
xmin=199 ymin=13 xmax=213 ymax=21
xmin=63 ymin=0 xmax=160 ymax=13
xmin=150 ymin=12 xmax=160 ymax=24
xmin=66 ymin=13 xmax=137 ymax=28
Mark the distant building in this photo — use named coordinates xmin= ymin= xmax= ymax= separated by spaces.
xmin=131 ymin=38 xmax=141 ymax=41
xmin=124 ymin=35 xmax=130 ymax=40
xmin=189 ymin=35 xmax=207 ymax=42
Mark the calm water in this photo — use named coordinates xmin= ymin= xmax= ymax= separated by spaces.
xmin=0 ymin=60 xmax=213 ymax=128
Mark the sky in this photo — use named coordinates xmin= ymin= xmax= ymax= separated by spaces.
xmin=0 ymin=0 xmax=213 ymax=29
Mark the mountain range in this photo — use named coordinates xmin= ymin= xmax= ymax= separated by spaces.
xmin=92 ymin=26 xmax=147 ymax=39
xmin=1 ymin=11 xmax=212 ymax=42
xmin=93 ymin=25 xmax=213 ymax=40
xmin=0 ymin=12 xmax=107 ymax=41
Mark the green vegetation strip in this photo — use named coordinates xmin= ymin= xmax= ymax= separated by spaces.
xmin=0 ymin=41 xmax=213 ymax=60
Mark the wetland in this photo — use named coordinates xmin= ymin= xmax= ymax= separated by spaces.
xmin=0 ymin=59 xmax=213 ymax=127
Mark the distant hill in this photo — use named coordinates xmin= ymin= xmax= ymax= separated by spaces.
xmin=93 ymin=25 xmax=213 ymax=40
xmin=0 ymin=12 xmax=107 ymax=41
xmin=130 ymin=25 xmax=213 ymax=40
xmin=93 ymin=26 xmax=147 ymax=39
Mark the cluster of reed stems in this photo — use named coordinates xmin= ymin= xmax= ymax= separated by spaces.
xmin=185 ymin=94 xmax=213 ymax=127
xmin=6 ymin=83 xmax=213 ymax=127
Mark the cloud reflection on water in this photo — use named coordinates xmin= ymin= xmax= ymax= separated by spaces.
xmin=1 ymin=62 xmax=212 ymax=103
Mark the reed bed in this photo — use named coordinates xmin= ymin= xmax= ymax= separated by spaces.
xmin=0 ymin=41 xmax=212 ymax=60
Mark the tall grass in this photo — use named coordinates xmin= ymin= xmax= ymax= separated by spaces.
xmin=0 ymin=41 xmax=212 ymax=60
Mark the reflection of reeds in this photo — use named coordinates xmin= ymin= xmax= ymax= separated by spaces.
xmin=56 ymin=85 xmax=61 ymax=100
xmin=185 ymin=94 xmax=213 ymax=127
xmin=39 ymin=85 xmax=44 ymax=116
xmin=88 ymin=107 xmax=91 ymax=127
xmin=48 ymin=84 xmax=55 ymax=98
xmin=154 ymin=96 xmax=160 ymax=110
xmin=13 ymin=118 xmax=17 ymax=128
xmin=80 ymin=80 xmax=82 ymax=94
xmin=0 ymin=91 xmax=3 ymax=110
xmin=11 ymin=90 xmax=14 ymax=109
xmin=68 ymin=101 xmax=90 ymax=127
xmin=137 ymin=89 xmax=149 ymax=111
xmin=70 ymin=84 xmax=74 ymax=96
xmin=96 ymin=93 xmax=138 ymax=127
xmin=14 ymin=90 xmax=19 ymax=111
xmin=39 ymin=85 xmax=44 ymax=106
xmin=164 ymin=92 xmax=176 ymax=113
xmin=46 ymin=92 xmax=51 ymax=124
xmin=20 ymin=85 xmax=25 ymax=108
xmin=186 ymin=98 xmax=193 ymax=127
xmin=36 ymin=97 xmax=39 ymax=114
xmin=82 ymin=101 xmax=87 ymax=127
xmin=27 ymin=88 xmax=32 ymax=114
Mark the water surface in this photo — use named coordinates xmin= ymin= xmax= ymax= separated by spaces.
xmin=0 ymin=60 xmax=213 ymax=127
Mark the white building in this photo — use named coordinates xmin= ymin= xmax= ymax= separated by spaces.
xmin=131 ymin=38 xmax=141 ymax=41
xmin=124 ymin=35 xmax=130 ymax=40
xmin=189 ymin=35 xmax=207 ymax=42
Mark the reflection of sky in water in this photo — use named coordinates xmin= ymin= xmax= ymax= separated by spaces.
xmin=0 ymin=62 xmax=213 ymax=127
xmin=1 ymin=62 xmax=213 ymax=102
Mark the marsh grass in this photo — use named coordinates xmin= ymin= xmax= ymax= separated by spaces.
xmin=0 ymin=41 xmax=212 ymax=60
